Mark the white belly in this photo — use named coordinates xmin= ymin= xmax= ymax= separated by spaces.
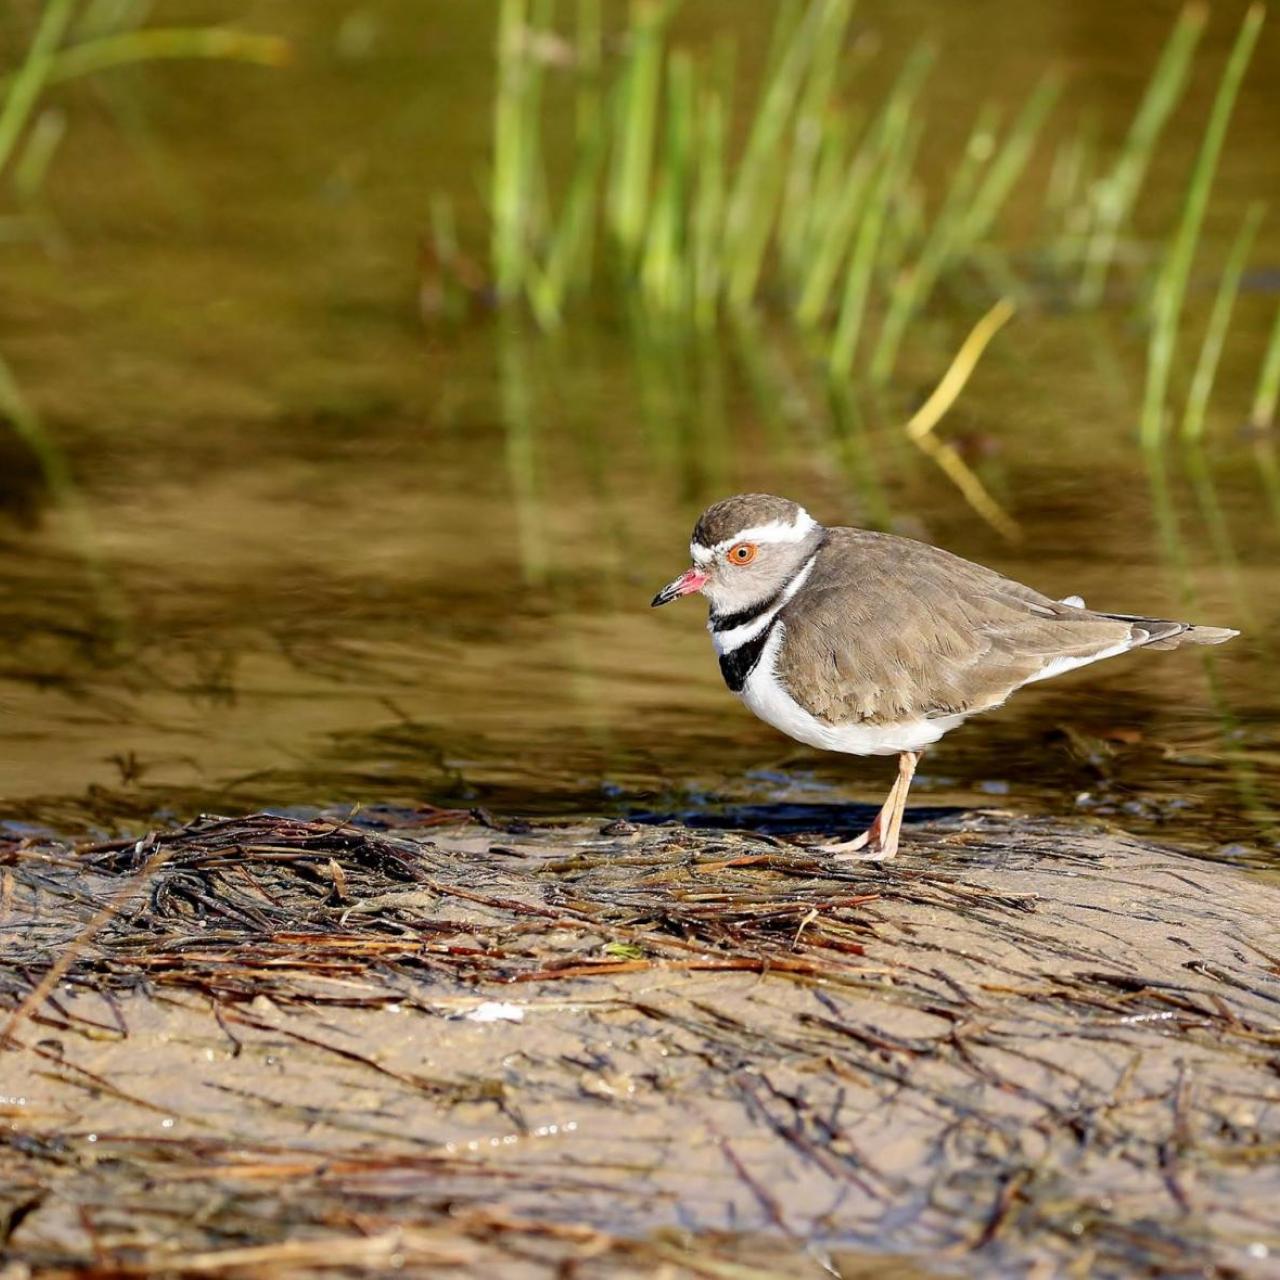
xmin=737 ymin=626 xmax=967 ymax=756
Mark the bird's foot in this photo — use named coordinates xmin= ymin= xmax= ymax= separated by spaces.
xmin=817 ymin=829 xmax=893 ymax=862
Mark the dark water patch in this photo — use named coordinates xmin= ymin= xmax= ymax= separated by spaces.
xmin=630 ymin=801 xmax=966 ymax=837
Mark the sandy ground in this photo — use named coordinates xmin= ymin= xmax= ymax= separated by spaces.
xmin=2 ymin=809 xmax=1279 ymax=1278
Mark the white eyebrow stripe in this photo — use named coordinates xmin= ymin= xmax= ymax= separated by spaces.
xmin=690 ymin=510 xmax=816 ymax=564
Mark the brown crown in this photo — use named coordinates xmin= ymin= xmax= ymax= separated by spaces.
xmin=691 ymin=494 xmax=809 ymax=548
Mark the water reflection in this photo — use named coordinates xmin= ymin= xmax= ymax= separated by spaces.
xmin=1146 ymin=441 xmax=1278 ymax=848
xmin=0 ymin=2 xmax=1277 ymax=865
xmin=0 ymin=310 xmax=1275 ymax=862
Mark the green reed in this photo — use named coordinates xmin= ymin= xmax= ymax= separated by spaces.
xmin=793 ymin=43 xmax=932 ymax=331
xmin=960 ymin=71 xmax=1062 ymax=248
xmin=1250 ymin=301 xmax=1280 ymax=431
xmin=1140 ymin=4 xmax=1264 ymax=449
xmin=1180 ymin=201 xmax=1264 ymax=442
xmin=826 ymin=48 xmax=931 ymax=379
xmin=721 ymin=0 xmax=826 ymax=311
xmin=690 ymin=71 xmax=727 ymax=328
xmin=493 ymin=0 xmax=542 ymax=299
xmin=472 ymin=0 xmax=1269 ymax=456
xmin=638 ymin=48 xmax=694 ymax=313
xmin=0 ymin=0 xmax=76 ymax=181
xmin=485 ymin=0 xmax=1058 ymax=356
xmin=869 ymin=104 xmax=998 ymax=384
xmin=777 ymin=0 xmax=855 ymax=282
xmin=1076 ymin=5 xmax=1207 ymax=307
xmin=0 ymin=0 xmax=288 ymax=197
xmin=608 ymin=0 xmax=668 ymax=266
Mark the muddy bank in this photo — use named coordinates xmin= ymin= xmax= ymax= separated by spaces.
xmin=2 ymin=809 xmax=1279 ymax=1278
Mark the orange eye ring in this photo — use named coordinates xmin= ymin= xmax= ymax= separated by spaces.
xmin=727 ymin=542 xmax=758 ymax=566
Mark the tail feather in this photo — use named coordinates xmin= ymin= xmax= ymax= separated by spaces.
xmin=1100 ymin=612 xmax=1239 ymax=651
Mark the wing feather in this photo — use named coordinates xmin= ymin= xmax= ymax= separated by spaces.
xmin=774 ymin=529 xmax=1134 ymax=725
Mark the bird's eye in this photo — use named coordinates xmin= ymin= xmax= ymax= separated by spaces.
xmin=727 ymin=542 xmax=758 ymax=565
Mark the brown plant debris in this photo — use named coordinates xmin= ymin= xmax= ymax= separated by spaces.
xmin=2 ymin=808 xmax=1279 ymax=1278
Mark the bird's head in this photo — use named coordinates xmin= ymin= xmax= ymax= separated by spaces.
xmin=650 ymin=494 xmax=825 ymax=618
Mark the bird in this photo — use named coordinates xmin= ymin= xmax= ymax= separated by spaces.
xmin=650 ymin=493 xmax=1238 ymax=861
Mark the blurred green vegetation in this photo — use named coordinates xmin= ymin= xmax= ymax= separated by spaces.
xmin=438 ymin=0 xmax=1280 ymax=455
xmin=1 ymin=0 xmax=287 ymax=229
xmin=0 ymin=0 xmax=287 ymax=618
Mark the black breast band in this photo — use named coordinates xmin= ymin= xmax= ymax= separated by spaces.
xmin=719 ymin=623 xmax=776 ymax=692
xmin=709 ymin=589 xmax=783 ymax=634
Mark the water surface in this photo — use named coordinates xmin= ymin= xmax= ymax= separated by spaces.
xmin=1 ymin=1 xmax=1277 ymax=861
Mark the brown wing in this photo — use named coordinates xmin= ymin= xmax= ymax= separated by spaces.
xmin=774 ymin=529 xmax=1134 ymax=725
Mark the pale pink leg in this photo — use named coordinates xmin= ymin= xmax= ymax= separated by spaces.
xmin=875 ymin=750 xmax=920 ymax=860
xmin=819 ymin=751 xmax=921 ymax=862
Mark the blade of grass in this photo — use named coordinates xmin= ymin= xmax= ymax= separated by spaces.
xmin=793 ymin=108 xmax=856 ymax=287
xmin=526 ymin=8 xmax=608 ymax=332
xmin=12 ymin=107 xmax=67 ymax=201
xmin=1044 ymin=109 xmax=1098 ymax=274
xmin=795 ymin=45 xmax=932 ymax=329
xmin=1142 ymin=4 xmax=1263 ymax=449
xmin=640 ymin=48 xmax=695 ymax=314
xmin=2 ymin=25 xmax=290 ymax=88
xmin=879 ymin=128 xmax=926 ymax=271
xmin=959 ymin=69 xmax=1062 ymax=247
xmin=1249 ymin=297 xmax=1280 ymax=429
xmin=792 ymin=113 xmax=868 ymax=326
xmin=1078 ymin=4 xmax=1207 ymax=307
xmin=828 ymin=50 xmax=934 ymax=378
xmin=870 ymin=102 xmax=999 ymax=384
xmin=493 ymin=0 xmax=530 ymax=298
xmin=899 ymin=297 xmax=1020 ymax=540
xmin=873 ymin=116 xmax=925 ymax=294
xmin=1179 ymin=200 xmax=1264 ymax=441
xmin=526 ymin=129 xmax=604 ymax=328
xmin=904 ymin=297 xmax=1017 ymax=441
xmin=723 ymin=0 xmax=828 ymax=310
xmin=761 ymin=0 xmax=804 ymax=84
xmin=575 ymin=0 xmax=602 ymax=117
xmin=0 ymin=0 xmax=77 ymax=180
xmin=608 ymin=0 xmax=668 ymax=265
xmin=777 ymin=0 xmax=857 ymax=282
xmin=521 ymin=0 xmax=555 ymax=257
xmin=1044 ymin=116 xmax=1086 ymax=234
xmin=691 ymin=73 xmax=727 ymax=328
xmin=569 ymin=0 xmax=603 ymax=289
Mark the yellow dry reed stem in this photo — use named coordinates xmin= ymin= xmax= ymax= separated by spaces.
xmin=904 ymin=296 xmax=1016 ymax=441
xmin=899 ymin=296 xmax=1021 ymax=541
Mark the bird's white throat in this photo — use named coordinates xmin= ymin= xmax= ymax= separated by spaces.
xmin=709 ymin=551 xmax=820 ymax=655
